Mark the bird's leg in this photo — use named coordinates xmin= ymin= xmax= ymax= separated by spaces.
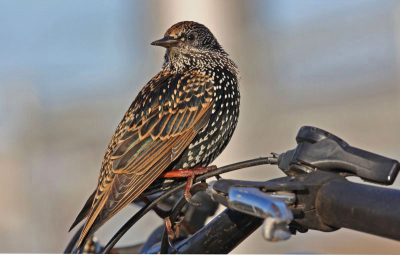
xmin=160 ymin=165 xmax=217 ymax=206
xmin=163 ymin=214 xmax=185 ymax=247
xmin=164 ymin=217 xmax=176 ymax=241
xmin=140 ymin=197 xmax=179 ymax=247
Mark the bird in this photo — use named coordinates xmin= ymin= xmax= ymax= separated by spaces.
xmin=69 ymin=21 xmax=240 ymax=250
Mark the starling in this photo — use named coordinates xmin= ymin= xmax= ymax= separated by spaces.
xmin=70 ymin=21 xmax=240 ymax=249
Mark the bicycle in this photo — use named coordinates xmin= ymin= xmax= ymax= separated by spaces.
xmin=65 ymin=126 xmax=400 ymax=254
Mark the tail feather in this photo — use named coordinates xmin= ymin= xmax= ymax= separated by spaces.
xmin=76 ymin=210 xmax=108 ymax=251
xmin=69 ymin=190 xmax=96 ymax=232
xmin=76 ymin=187 xmax=112 ymax=250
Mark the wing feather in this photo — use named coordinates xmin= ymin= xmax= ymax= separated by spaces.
xmin=74 ymin=70 xmax=214 ymax=248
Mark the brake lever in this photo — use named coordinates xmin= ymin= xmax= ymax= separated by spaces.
xmin=277 ymin=126 xmax=400 ymax=185
xmin=207 ymin=181 xmax=294 ymax=241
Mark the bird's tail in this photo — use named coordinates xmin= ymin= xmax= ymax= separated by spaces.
xmin=69 ymin=190 xmax=96 ymax=232
xmin=68 ymin=190 xmax=102 ymax=252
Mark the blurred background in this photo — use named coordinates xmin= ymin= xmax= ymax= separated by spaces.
xmin=1 ymin=0 xmax=400 ymax=253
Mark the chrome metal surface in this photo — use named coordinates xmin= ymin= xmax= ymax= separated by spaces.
xmin=262 ymin=217 xmax=292 ymax=242
xmin=266 ymin=191 xmax=296 ymax=205
xmin=227 ymin=187 xmax=293 ymax=242
xmin=227 ymin=187 xmax=292 ymax=219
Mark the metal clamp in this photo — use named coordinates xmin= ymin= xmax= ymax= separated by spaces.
xmin=207 ymin=182 xmax=294 ymax=241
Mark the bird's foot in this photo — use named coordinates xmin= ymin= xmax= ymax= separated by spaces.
xmin=164 ymin=215 xmax=184 ymax=248
xmin=161 ymin=165 xmax=217 ymax=206
xmin=164 ymin=217 xmax=177 ymax=241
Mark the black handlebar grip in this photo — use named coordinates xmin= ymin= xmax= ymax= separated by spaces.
xmin=316 ymin=177 xmax=400 ymax=241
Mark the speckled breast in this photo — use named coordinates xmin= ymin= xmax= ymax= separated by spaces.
xmin=173 ymin=66 xmax=240 ymax=169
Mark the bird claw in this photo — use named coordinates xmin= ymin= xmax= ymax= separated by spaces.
xmin=184 ymin=175 xmax=203 ymax=206
xmin=167 ymin=237 xmax=177 ymax=252
xmin=164 ymin=217 xmax=176 ymax=240
xmin=183 ymin=165 xmax=217 ymax=206
xmin=164 ymin=215 xmax=184 ymax=251
xmin=184 ymin=186 xmax=201 ymax=206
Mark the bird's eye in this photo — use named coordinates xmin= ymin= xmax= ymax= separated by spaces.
xmin=187 ymin=33 xmax=196 ymax=41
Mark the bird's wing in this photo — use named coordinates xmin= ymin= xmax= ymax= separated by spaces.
xmin=75 ymin=70 xmax=214 ymax=248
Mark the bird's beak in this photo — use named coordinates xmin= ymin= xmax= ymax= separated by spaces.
xmin=151 ymin=36 xmax=180 ymax=48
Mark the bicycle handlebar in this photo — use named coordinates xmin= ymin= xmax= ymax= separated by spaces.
xmin=173 ymin=171 xmax=400 ymax=254
xmin=64 ymin=126 xmax=400 ymax=254
xmin=316 ymin=176 xmax=400 ymax=240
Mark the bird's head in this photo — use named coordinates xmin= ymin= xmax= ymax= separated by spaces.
xmin=151 ymin=21 xmax=227 ymax=72
xmin=151 ymin=21 xmax=223 ymax=52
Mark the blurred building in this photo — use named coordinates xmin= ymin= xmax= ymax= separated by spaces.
xmin=0 ymin=0 xmax=399 ymax=253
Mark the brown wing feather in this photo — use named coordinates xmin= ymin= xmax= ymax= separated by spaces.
xmin=74 ymin=70 xmax=214 ymax=248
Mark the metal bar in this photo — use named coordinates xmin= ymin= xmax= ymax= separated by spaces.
xmin=172 ymin=208 xmax=263 ymax=254
xmin=316 ymin=179 xmax=400 ymax=241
